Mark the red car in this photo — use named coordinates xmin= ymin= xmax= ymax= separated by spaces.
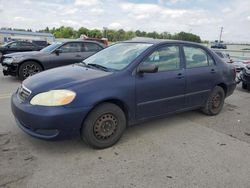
xmin=80 ymin=35 xmax=108 ymax=47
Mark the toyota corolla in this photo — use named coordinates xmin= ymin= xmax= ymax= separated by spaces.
xmin=11 ymin=39 xmax=236 ymax=149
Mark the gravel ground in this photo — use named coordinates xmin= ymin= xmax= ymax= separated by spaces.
xmin=0 ymin=71 xmax=250 ymax=188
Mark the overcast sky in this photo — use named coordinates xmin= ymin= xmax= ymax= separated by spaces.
xmin=0 ymin=0 xmax=250 ymax=42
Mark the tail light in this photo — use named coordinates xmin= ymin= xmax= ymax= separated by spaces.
xmin=243 ymin=61 xmax=250 ymax=64
xmin=232 ymin=67 xmax=236 ymax=80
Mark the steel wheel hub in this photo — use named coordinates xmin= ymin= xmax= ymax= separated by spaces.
xmin=212 ymin=94 xmax=221 ymax=108
xmin=93 ymin=113 xmax=118 ymax=140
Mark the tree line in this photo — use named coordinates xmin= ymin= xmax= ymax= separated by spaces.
xmin=1 ymin=26 xmax=202 ymax=43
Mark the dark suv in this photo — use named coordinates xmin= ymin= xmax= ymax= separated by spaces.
xmin=11 ymin=39 xmax=236 ymax=149
xmin=1 ymin=40 xmax=104 ymax=80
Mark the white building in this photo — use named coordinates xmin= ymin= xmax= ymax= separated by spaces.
xmin=0 ymin=30 xmax=55 ymax=44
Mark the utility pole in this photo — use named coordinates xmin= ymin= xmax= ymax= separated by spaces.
xmin=103 ymin=27 xmax=108 ymax=38
xmin=219 ymin=27 xmax=223 ymax=43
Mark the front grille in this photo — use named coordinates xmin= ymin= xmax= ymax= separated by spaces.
xmin=18 ymin=85 xmax=31 ymax=102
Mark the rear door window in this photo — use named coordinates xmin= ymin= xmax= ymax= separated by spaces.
xmin=20 ymin=42 xmax=35 ymax=48
xmin=84 ymin=43 xmax=102 ymax=52
xmin=59 ymin=42 xmax=82 ymax=53
xmin=183 ymin=46 xmax=214 ymax=68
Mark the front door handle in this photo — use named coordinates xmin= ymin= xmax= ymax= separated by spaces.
xmin=176 ymin=73 xmax=184 ymax=79
xmin=75 ymin=55 xmax=81 ymax=58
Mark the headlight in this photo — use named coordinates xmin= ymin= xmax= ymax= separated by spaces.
xmin=30 ymin=90 xmax=76 ymax=106
xmin=3 ymin=56 xmax=23 ymax=64
xmin=3 ymin=57 xmax=14 ymax=64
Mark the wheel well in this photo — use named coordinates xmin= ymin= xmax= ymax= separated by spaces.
xmin=18 ymin=60 xmax=44 ymax=74
xmin=95 ymin=99 xmax=129 ymax=125
xmin=217 ymin=83 xmax=227 ymax=95
xmin=79 ymin=99 xmax=130 ymax=135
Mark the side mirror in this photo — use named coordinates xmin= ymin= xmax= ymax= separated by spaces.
xmin=137 ymin=64 xmax=158 ymax=74
xmin=54 ymin=49 xmax=62 ymax=55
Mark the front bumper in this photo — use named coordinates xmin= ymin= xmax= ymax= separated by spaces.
xmin=11 ymin=93 xmax=91 ymax=140
xmin=1 ymin=63 xmax=18 ymax=76
xmin=240 ymin=74 xmax=250 ymax=84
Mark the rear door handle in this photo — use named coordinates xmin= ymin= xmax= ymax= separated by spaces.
xmin=176 ymin=73 xmax=184 ymax=79
xmin=211 ymin=69 xmax=216 ymax=73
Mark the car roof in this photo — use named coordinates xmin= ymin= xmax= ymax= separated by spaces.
xmin=122 ymin=38 xmax=203 ymax=46
xmin=60 ymin=40 xmax=105 ymax=48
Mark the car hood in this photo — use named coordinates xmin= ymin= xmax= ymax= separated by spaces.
xmin=23 ymin=64 xmax=112 ymax=93
xmin=4 ymin=51 xmax=45 ymax=58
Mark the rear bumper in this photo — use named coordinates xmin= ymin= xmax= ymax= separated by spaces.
xmin=11 ymin=93 xmax=91 ymax=140
xmin=235 ymin=67 xmax=244 ymax=72
xmin=226 ymin=81 xmax=237 ymax=97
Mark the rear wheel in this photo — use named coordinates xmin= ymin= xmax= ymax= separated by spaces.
xmin=18 ymin=61 xmax=42 ymax=80
xmin=202 ymin=86 xmax=225 ymax=116
xmin=81 ymin=103 xmax=126 ymax=149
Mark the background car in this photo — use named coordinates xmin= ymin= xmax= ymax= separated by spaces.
xmin=32 ymin=40 xmax=49 ymax=48
xmin=211 ymin=42 xmax=227 ymax=49
xmin=11 ymin=39 xmax=236 ymax=149
xmin=0 ymin=41 xmax=43 ymax=60
xmin=232 ymin=60 xmax=250 ymax=72
xmin=214 ymin=51 xmax=233 ymax=63
xmin=1 ymin=40 xmax=104 ymax=80
xmin=80 ymin=34 xmax=108 ymax=47
xmin=237 ymin=64 xmax=250 ymax=90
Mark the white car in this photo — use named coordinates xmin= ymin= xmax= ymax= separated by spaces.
xmin=232 ymin=60 xmax=249 ymax=72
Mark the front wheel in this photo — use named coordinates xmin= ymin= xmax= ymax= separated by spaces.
xmin=81 ymin=103 xmax=126 ymax=149
xmin=18 ymin=61 xmax=43 ymax=80
xmin=202 ymin=86 xmax=225 ymax=116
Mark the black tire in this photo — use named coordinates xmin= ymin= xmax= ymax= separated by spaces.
xmin=18 ymin=61 xmax=43 ymax=80
xmin=202 ymin=86 xmax=225 ymax=116
xmin=81 ymin=103 xmax=126 ymax=149
xmin=242 ymin=83 xmax=247 ymax=90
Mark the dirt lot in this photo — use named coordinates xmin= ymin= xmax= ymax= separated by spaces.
xmin=0 ymin=69 xmax=250 ymax=188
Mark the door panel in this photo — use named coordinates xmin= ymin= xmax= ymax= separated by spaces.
xmin=136 ymin=70 xmax=185 ymax=119
xmin=183 ymin=46 xmax=218 ymax=108
xmin=135 ymin=45 xmax=185 ymax=120
xmin=44 ymin=42 xmax=86 ymax=69
xmin=185 ymin=66 xmax=215 ymax=107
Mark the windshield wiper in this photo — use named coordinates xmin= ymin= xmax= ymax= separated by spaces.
xmin=87 ymin=63 xmax=111 ymax=72
xmin=78 ymin=61 xmax=87 ymax=66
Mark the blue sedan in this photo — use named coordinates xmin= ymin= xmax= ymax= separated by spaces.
xmin=11 ymin=39 xmax=237 ymax=149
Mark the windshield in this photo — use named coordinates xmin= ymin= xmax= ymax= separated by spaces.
xmin=83 ymin=42 xmax=153 ymax=71
xmin=2 ymin=42 xmax=13 ymax=47
xmin=40 ymin=42 xmax=63 ymax=53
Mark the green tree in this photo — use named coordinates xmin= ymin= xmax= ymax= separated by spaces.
xmin=77 ymin=27 xmax=89 ymax=38
xmin=172 ymin=32 xmax=201 ymax=43
xmin=13 ymin=26 xmax=202 ymax=43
